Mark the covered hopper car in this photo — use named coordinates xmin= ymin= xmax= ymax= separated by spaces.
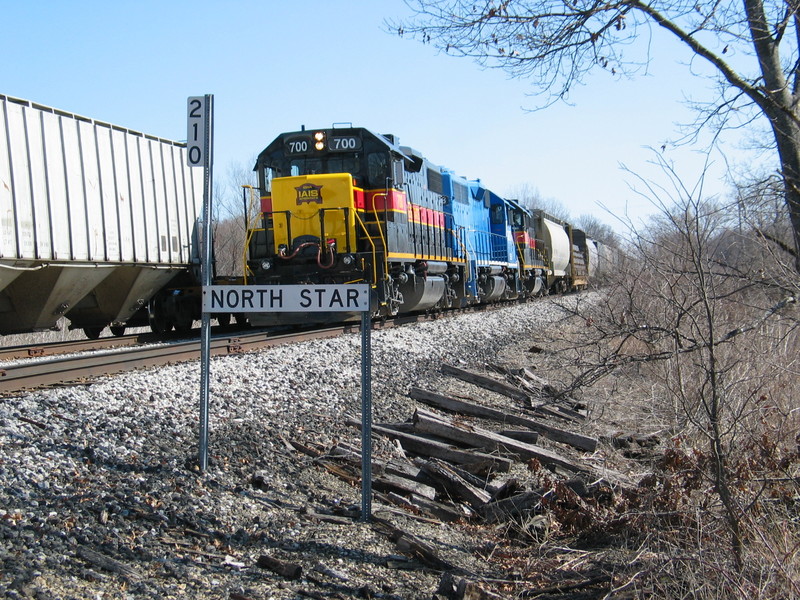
xmin=0 ymin=94 xmax=208 ymax=338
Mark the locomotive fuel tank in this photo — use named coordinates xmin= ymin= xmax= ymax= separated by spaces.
xmin=481 ymin=274 xmax=507 ymax=303
xmin=398 ymin=275 xmax=446 ymax=313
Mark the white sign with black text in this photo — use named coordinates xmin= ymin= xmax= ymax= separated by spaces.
xmin=202 ymin=284 xmax=371 ymax=313
xmin=186 ymin=96 xmax=207 ymax=167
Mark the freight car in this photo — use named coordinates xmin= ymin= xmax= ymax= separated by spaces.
xmin=243 ymin=125 xmax=592 ymax=326
xmin=0 ymin=94 xmax=209 ymax=338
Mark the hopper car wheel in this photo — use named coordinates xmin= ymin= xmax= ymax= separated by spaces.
xmin=216 ymin=313 xmax=231 ymax=327
xmin=83 ymin=326 xmax=104 ymax=340
xmin=110 ymin=325 xmax=126 ymax=337
xmin=173 ymin=294 xmax=194 ymax=332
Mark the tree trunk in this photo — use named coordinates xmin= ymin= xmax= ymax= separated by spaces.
xmin=745 ymin=0 xmax=800 ymax=272
xmin=769 ymin=112 xmax=800 ymax=273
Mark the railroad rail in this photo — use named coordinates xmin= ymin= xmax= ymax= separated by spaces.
xmin=0 ymin=332 xmax=157 ymax=362
xmin=0 ymin=325 xmax=358 ymax=395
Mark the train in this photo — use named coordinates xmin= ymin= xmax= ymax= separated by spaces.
xmin=242 ymin=125 xmax=612 ymax=326
xmin=0 ymin=93 xmax=613 ymax=339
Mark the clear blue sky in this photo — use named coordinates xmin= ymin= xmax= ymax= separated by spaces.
xmin=2 ymin=0 xmax=765 ymax=232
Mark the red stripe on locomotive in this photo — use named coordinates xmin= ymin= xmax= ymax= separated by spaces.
xmin=515 ymin=231 xmax=536 ymax=249
xmin=361 ymin=189 xmax=408 ymax=212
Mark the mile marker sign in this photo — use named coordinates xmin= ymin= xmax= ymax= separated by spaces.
xmin=202 ymin=284 xmax=370 ymax=313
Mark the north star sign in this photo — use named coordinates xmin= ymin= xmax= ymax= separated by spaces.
xmin=202 ymin=284 xmax=370 ymax=313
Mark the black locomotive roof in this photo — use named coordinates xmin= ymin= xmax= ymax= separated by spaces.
xmin=254 ymin=126 xmax=423 ymax=171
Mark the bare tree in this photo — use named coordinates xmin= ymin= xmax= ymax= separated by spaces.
xmin=576 ymin=212 xmax=620 ymax=245
xmin=392 ymin=0 xmax=800 ymax=272
xmin=211 ymin=161 xmax=257 ymax=278
xmin=543 ymin=156 xmax=800 ymax=592
xmin=506 ymin=182 xmax=573 ymax=219
xmin=503 ymin=182 xmax=544 ymax=211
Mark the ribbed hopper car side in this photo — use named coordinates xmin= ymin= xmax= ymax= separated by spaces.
xmin=594 ymin=240 xmax=617 ymax=277
xmin=0 ymin=94 xmax=204 ymax=337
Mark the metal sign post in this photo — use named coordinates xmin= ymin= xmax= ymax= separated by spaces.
xmin=202 ymin=284 xmax=374 ymax=520
xmin=360 ymin=309 xmax=372 ymax=521
xmin=188 ymin=95 xmax=213 ymax=472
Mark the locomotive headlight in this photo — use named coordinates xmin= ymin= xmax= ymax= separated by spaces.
xmin=260 ymin=259 xmax=273 ymax=271
xmin=314 ymin=131 xmax=325 ymax=150
xmin=342 ymin=253 xmax=355 ymax=266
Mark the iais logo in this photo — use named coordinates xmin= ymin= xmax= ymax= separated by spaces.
xmin=295 ymin=183 xmax=323 ymax=205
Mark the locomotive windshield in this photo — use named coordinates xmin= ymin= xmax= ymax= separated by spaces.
xmin=287 ymin=156 xmax=361 ymax=177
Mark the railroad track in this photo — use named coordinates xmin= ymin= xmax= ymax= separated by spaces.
xmin=0 ymin=299 xmax=515 ymax=395
xmin=0 ymin=325 xmax=358 ymax=395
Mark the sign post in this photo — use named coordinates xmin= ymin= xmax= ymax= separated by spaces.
xmin=360 ymin=309 xmax=372 ymax=520
xmin=202 ymin=284 xmax=374 ymax=520
xmin=188 ymin=95 xmax=213 ymax=472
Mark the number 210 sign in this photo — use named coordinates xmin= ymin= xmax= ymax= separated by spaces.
xmin=186 ymin=96 xmax=208 ymax=167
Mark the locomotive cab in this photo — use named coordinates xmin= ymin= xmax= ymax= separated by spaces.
xmin=508 ymin=201 xmax=547 ymax=296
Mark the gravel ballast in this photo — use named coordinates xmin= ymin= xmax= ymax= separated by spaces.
xmin=0 ymin=297 xmax=589 ymax=600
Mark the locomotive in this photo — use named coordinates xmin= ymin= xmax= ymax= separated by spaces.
xmin=243 ymin=125 xmax=595 ymax=326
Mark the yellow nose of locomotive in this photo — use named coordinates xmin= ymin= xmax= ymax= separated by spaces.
xmin=270 ymin=173 xmax=357 ymax=254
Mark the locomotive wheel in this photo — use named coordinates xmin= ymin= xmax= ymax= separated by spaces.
xmin=110 ymin=325 xmax=126 ymax=337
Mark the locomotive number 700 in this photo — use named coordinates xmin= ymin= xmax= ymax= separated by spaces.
xmin=332 ymin=137 xmax=358 ymax=150
xmin=288 ymin=140 xmax=309 ymax=153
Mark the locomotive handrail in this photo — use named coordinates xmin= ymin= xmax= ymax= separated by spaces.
xmin=490 ymin=231 xmax=511 ymax=263
xmin=368 ymin=192 xmax=391 ymax=282
xmin=354 ymin=211 xmax=379 ymax=287
xmin=241 ymin=185 xmax=263 ymax=284
xmin=318 ymin=206 xmax=352 ymax=253
xmin=448 ymin=226 xmax=473 ymax=283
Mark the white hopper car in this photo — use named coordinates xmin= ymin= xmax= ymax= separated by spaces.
xmin=0 ymin=94 xmax=205 ymax=338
